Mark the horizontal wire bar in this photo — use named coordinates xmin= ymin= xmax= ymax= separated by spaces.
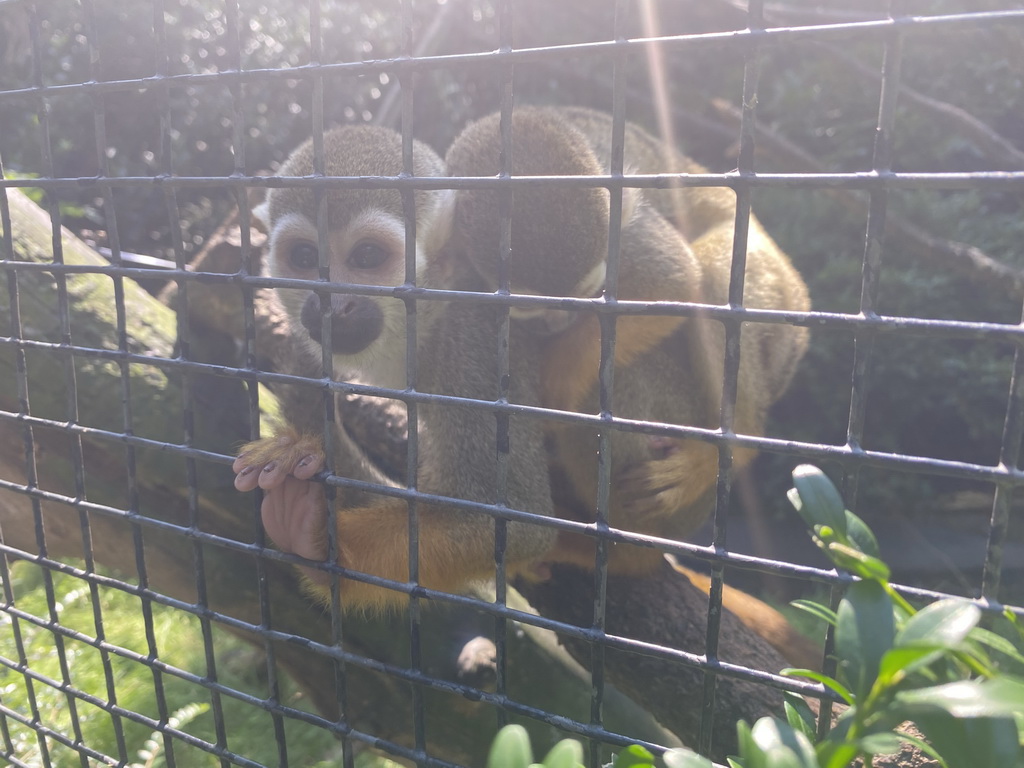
xmin=2 ymin=170 xmax=1023 ymax=191
xmin=5 ymin=262 xmax=1024 ymax=342
xmin=0 ymin=9 xmax=1021 ymax=105
xmin=2 ymin=335 xmax=1023 ymax=487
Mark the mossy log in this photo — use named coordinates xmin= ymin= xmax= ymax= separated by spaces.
xmin=0 ymin=188 xmax=675 ymax=764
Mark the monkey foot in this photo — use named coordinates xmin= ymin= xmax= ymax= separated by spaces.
xmin=260 ymin=473 xmax=330 ymax=585
xmin=615 ymin=438 xmax=718 ymax=527
xmin=233 ymin=427 xmax=325 ymax=492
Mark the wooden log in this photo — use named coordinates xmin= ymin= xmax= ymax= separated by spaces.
xmin=0 ymin=188 xmax=676 ymax=764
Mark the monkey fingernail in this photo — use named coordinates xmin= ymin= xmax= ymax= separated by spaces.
xmin=261 ymin=461 xmax=278 ymax=475
xmin=297 ymin=455 xmax=318 ymax=468
xmin=237 ymin=465 xmax=256 ymax=477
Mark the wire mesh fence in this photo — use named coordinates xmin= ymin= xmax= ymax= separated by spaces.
xmin=1 ymin=1 xmax=1023 ymax=766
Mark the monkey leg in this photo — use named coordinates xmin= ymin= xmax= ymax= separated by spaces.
xmin=254 ymin=481 xmax=552 ymax=613
xmin=614 ymin=386 xmax=765 ymax=533
xmin=312 ymin=499 xmax=551 ymax=613
xmin=542 ymin=314 xmax=683 ymax=413
xmin=233 ymin=426 xmax=325 ymax=492
xmin=613 ymin=438 xmax=726 ymax=527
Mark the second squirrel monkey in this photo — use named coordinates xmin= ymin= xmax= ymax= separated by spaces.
xmin=445 ymin=106 xmax=811 ymax=574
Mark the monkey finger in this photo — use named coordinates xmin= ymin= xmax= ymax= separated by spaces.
xmin=232 ymin=453 xmax=250 ymax=474
xmin=290 ymin=452 xmax=325 ymax=481
xmin=256 ymin=460 xmax=291 ymax=490
xmin=234 ymin=463 xmax=264 ymax=492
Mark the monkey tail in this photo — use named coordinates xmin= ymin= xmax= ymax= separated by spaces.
xmin=668 ymin=560 xmax=822 ymax=672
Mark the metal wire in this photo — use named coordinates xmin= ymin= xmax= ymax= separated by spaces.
xmin=0 ymin=3 xmax=1022 ymax=768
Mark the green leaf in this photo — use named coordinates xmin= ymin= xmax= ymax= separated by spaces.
xmin=783 ymin=692 xmax=818 ymax=744
xmin=791 ymin=466 xmax=847 ymax=534
xmin=877 ymin=644 xmax=945 ymax=685
xmin=539 ymin=738 xmax=583 ymax=768
xmin=819 ymin=742 xmax=859 ymax=768
xmin=912 ymin=713 xmax=1021 ymax=768
xmin=662 ymin=749 xmax=713 ymax=768
xmin=736 ymin=720 xmax=765 ymax=768
xmin=843 ymin=509 xmax=880 ymax=558
xmin=896 ymin=599 xmax=980 ymax=649
xmin=835 ymin=580 xmax=895 ymax=698
xmin=856 ymin=731 xmax=906 ymax=755
xmin=968 ymin=626 xmax=1024 ymax=670
xmin=826 ymin=542 xmax=891 ymax=581
xmin=750 ymin=719 xmax=817 ymax=768
xmin=782 ymin=668 xmax=854 ymax=706
xmin=488 ymin=725 xmax=533 ymax=768
xmin=896 ymin=676 xmax=1024 ymax=719
xmin=612 ymin=745 xmax=655 ymax=768
xmin=790 ymin=600 xmax=837 ymax=627
xmin=726 ymin=760 xmax=744 ymax=768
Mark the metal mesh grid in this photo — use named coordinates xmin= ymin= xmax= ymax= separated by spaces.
xmin=1 ymin=1 xmax=1023 ymax=766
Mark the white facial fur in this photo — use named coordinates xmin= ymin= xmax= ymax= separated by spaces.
xmin=264 ymin=207 xmax=435 ymax=390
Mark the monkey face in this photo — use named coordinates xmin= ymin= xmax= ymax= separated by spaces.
xmin=264 ymin=206 xmax=416 ymax=390
xmin=256 ymin=125 xmax=453 ymax=390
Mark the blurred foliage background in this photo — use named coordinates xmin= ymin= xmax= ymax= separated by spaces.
xmin=2 ymin=0 xmax=1023 ymax=599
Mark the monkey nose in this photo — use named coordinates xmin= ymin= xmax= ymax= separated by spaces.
xmin=300 ymin=292 xmax=384 ymax=355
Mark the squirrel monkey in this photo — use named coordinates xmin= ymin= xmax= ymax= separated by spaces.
xmin=233 ymin=125 xmax=557 ymax=611
xmin=445 ymin=107 xmax=812 ymax=659
xmin=233 ymin=116 xmax=815 ymax=671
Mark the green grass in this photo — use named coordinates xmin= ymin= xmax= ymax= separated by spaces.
xmin=0 ymin=561 xmax=348 ymax=767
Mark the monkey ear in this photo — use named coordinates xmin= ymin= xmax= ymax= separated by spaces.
xmin=251 ymin=197 xmax=271 ymax=233
xmin=422 ymin=187 xmax=456 ymax=255
xmin=620 ymin=163 xmax=642 ymax=225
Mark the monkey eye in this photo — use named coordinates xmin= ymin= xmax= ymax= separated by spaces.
xmin=348 ymin=241 xmax=390 ymax=270
xmin=287 ymin=242 xmax=319 ymax=271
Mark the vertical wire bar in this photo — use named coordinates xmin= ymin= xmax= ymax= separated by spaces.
xmin=0 ymin=153 xmax=10 ymax=767
xmin=815 ymin=585 xmax=843 ymax=741
xmin=398 ymin=2 xmax=426 ymax=763
xmin=77 ymin=0 xmax=130 ymax=760
xmin=307 ymin=5 xmax=354 ymax=765
xmin=696 ymin=0 xmax=763 ymax=754
xmin=0 ymin=145 xmax=54 ymax=768
xmin=843 ymin=5 xmax=904 ymax=508
xmin=26 ymin=6 xmax=89 ymax=762
xmin=178 ymin=5 xmax=232 ymax=765
xmin=0 ymin=521 xmax=46 ymax=766
xmin=226 ymin=2 xmax=291 ymax=763
xmin=982 ymin=302 xmax=1024 ymax=598
xmin=146 ymin=2 xmax=180 ymax=764
xmin=828 ymin=0 xmax=905 ymax=736
xmin=583 ymin=3 xmax=631 ymax=763
xmin=0 ymin=330 xmax=16 ymax=759
xmin=160 ymin=23 xmax=233 ymax=768
xmin=0 ymin=507 xmax=17 ymax=759
xmin=492 ymin=0 xmax=514 ymax=730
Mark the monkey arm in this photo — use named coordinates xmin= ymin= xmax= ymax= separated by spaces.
xmin=238 ymin=304 xmax=559 ymax=612
xmin=541 ymin=206 xmax=702 ymax=412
